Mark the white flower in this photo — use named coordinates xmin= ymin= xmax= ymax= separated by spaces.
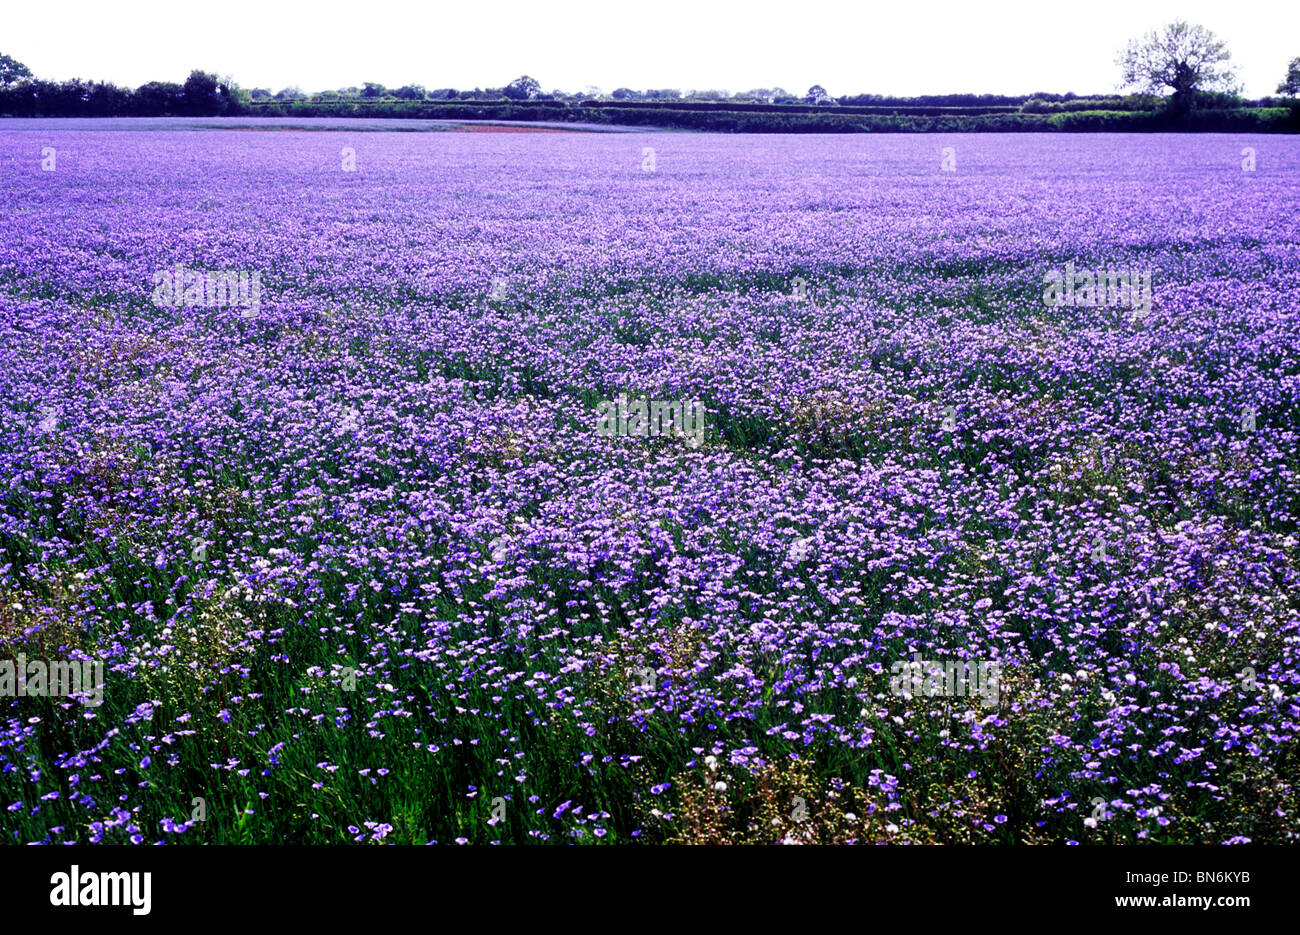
xmin=885 ymin=823 xmax=899 ymax=834
xmin=713 ymin=781 xmax=727 ymax=793
xmin=845 ymin=812 xmax=857 ymax=822
xmin=788 ymin=537 xmax=813 ymax=562
xmin=37 ymin=406 xmax=59 ymax=433
xmin=704 ymin=755 xmax=718 ymax=771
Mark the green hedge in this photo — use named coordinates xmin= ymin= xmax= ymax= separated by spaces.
xmin=5 ymin=88 xmax=1297 ymax=132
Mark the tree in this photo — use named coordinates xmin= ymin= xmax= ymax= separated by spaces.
xmin=88 ymin=80 xmax=131 ymax=116
xmin=217 ymin=74 xmax=244 ymax=112
xmin=1116 ymin=21 xmax=1237 ymax=112
xmin=503 ymin=75 xmax=541 ymax=100
xmin=133 ymin=81 xmax=184 ymax=115
xmin=0 ymin=53 xmax=33 ymax=86
xmin=805 ymin=84 xmax=832 ymax=105
xmin=392 ymin=84 xmax=426 ymax=100
xmin=1278 ymin=57 xmax=1300 ymax=97
xmin=179 ymin=70 xmax=225 ymax=114
xmin=361 ymin=82 xmax=387 ymax=98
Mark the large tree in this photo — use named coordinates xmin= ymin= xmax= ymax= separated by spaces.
xmin=1278 ymin=57 xmax=1300 ymax=97
xmin=133 ymin=81 xmax=184 ymax=115
xmin=0 ymin=52 xmax=33 ymax=86
xmin=181 ymin=70 xmax=222 ymax=114
xmin=1116 ymin=21 xmax=1237 ymax=112
xmin=805 ymin=84 xmax=832 ymax=105
xmin=503 ymin=75 xmax=541 ymax=100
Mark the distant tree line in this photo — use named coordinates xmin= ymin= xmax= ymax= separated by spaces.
xmin=0 ymin=68 xmax=242 ymax=117
xmin=2 ymin=28 xmax=1298 ymax=131
xmin=4 ymin=70 xmax=1288 ymax=120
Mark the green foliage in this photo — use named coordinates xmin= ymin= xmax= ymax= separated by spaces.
xmin=1116 ymin=21 xmax=1239 ymax=112
xmin=181 ymin=70 xmax=223 ymax=116
xmin=804 ymin=84 xmax=832 ymax=105
xmin=0 ymin=52 xmax=33 ymax=86
xmin=1279 ymin=57 xmax=1300 ymax=97
xmin=0 ymin=55 xmax=1295 ymax=131
xmin=503 ymin=76 xmax=541 ymax=101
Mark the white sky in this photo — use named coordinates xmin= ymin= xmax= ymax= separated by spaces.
xmin=5 ymin=0 xmax=1296 ymax=98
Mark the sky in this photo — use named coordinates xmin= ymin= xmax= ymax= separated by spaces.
xmin=4 ymin=0 xmax=1297 ymax=98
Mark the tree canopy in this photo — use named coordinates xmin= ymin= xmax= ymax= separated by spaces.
xmin=1278 ymin=57 xmax=1300 ymax=97
xmin=503 ymin=76 xmax=541 ymax=100
xmin=0 ymin=53 xmax=33 ymax=86
xmin=1117 ymin=21 xmax=1237 ymax=111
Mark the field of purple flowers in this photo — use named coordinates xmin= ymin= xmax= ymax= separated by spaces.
xmin=1 ymin=124 xmax=1298 ymax=844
